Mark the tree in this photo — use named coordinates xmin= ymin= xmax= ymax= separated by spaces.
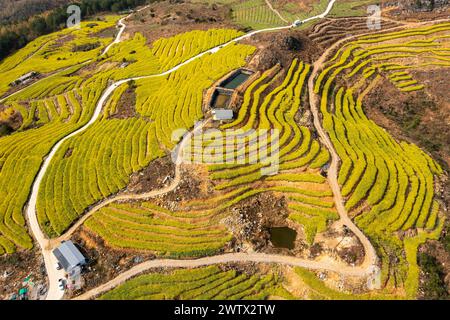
xmin=30 ymin=16 xmax=48 ymax=35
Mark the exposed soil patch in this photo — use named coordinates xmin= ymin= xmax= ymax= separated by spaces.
xmin=418 ymin=235 xmax=450 ymax=299
xmin=63 ymin=147 xmax=73 ymax=158
xmin=108 ymin=83 xmax=138 ymax=119
xmin=52 ymin=34 xmax=76 ymax=48
xmin=221 ymin=192 xmax=304 ymax=254
xmin=0 ymin=249 xmax=46 ymax=300
xmin=336 ymin=241 xmax=365 ymax=266
xmin=363 ymin=71 xmax=450 ymax=171
xmin=157 ymin=166 xmax=205 ymax=205
xmin=127 ymin=156 xmax=176 ymax=193
xmin=71 ymin=41 xmax=101 ymax=53
xmin=383 ymin=0 xmax=450 ymax=21
xmin=243 ymin=30 xmax=321 ymax=71
xmin=90 ymin=26 xmax=117 ymax=39
xmin=0 ymin=106 xmax=23 ymax=136
xmin=125 ymin=0 xmax=240 ymax=44
xmin=315 ymin=224 xmax=365 ymax=266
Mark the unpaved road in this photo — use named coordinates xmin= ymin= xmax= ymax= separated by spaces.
xmin=65 ymin=15 xmax=450 ymax=300
xmin=265 ymin=0 xmax=289 ymax=23
xmin=55 ymin=119 xmax=210 ymax=243
xmin=303 ymin=16 xmax=450 ymax=288
xmin=18 ymin=0 xmax=389 ymax=301
xmin=307 ymin=36 xmax=380 ymax=274
xmin=75 ymin=252 xmax=376 ymax=300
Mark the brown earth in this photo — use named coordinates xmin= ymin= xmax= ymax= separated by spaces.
xmin=124 ymin=0 xmax=241 ymax=45
xmin=418 ymin=237 xmax=450 ymax=298
xmin=243 ymin=30 xmax=321 ymax=70
xmin=316 ymin=224 xmax=365 ymax=266
xmin=127 ymin=156 xmax=176 ymax=194
xmin=50 ymin=34 xmax=76 ymax=50
xmin=90 ymin=26 xmax=117 ymax=39
xmin=308 ymin=17 xmax=400 ymax=50
xmin=383 ymin=0 xmax=450 ymax=21
xmin=0 ymin=249 xmax=46 ymax=300
xmin=0 ymin=106 xmax=23 ymax=136
xmin=363 ymin=70 xmax=450 ymax=172
xmin=108 ymin=82 xmax=138 ymax=119
xmin=221 ymin=192 xmax=308 ymax=255
xmin=161 ymin=166 xmax=203 ymax=202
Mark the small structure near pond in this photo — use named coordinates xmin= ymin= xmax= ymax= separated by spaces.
xmin=212 ymin=109 xmax=233 ymax=121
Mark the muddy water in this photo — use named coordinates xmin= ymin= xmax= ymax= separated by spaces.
xmin=269 ymin=227 xmax=297 ymax=249
xmin=211 ymin=92 xmax=231 ymax=108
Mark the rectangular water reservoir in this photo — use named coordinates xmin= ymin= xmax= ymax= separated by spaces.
xmin=211 ymin=90 xmax=232 ymax=109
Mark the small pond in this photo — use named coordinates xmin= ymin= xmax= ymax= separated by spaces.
xmin=269 ymin=227 xmax=297 ymax=250
xmin=221 ymin=72 xmax=251 ymax=90
xmin=211 ymin=92 xmax=232 ymax=108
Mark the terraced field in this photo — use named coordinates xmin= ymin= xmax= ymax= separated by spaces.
xmin=173 ymin=59 xmax=338 ymax=245
xmin=312 ymin=22 xmax=449 ymax=296
xmin=99 ymin=265 xmax=288 ymax=300
xmin=0 ymin=75 xmax=111 ymax=253
xmin=32 ymin=32 xmax=254 ymax=238
xmin=308 ymin=17 xmax=400 ymax=48
xmin=0 ymin=19 xmax=255 ymax=250
xmin=0 ymin=17 xmax=119 ymax=97
xmin=0 ymin=0 xmax=448 ymax=302
xmin=232 ymin=0 xmax=286 ymax=29
xmin=84 ymin=202 xmax=232 ymax=257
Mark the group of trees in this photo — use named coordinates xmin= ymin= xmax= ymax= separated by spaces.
xmin=0 ymin=0 xmax=149 ymax=61
xmin=0 ymin=0 xmax=70 ymax=25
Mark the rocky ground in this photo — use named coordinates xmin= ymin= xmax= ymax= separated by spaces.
xmin=0 ymin=249 xmax=47 ymax=300
xmin=125 ymin=0 xmax=241 ymax=44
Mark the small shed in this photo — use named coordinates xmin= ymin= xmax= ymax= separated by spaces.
xmin=52 ymin=240 xmax=87 ymax=274
xmin=10 ymin=71 xmax=39 ymax=87
xmin=212 ymin=109 xmax=233 ymax=121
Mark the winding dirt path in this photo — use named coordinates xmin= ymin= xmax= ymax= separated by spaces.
xmin=55 ymin=119 xmax=210 ymax=243
xmin=46 ymin=12 xmax=449 ymax=300
xmin=20 ymin=0 xmax=386 ymax=301
xmin=307 ymin=37 xmax=380 ymax=274
xmin=75 ymin=252 xmax=376 ymax=300
xmin=265 ymin=0 xmax=289 ymax=23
